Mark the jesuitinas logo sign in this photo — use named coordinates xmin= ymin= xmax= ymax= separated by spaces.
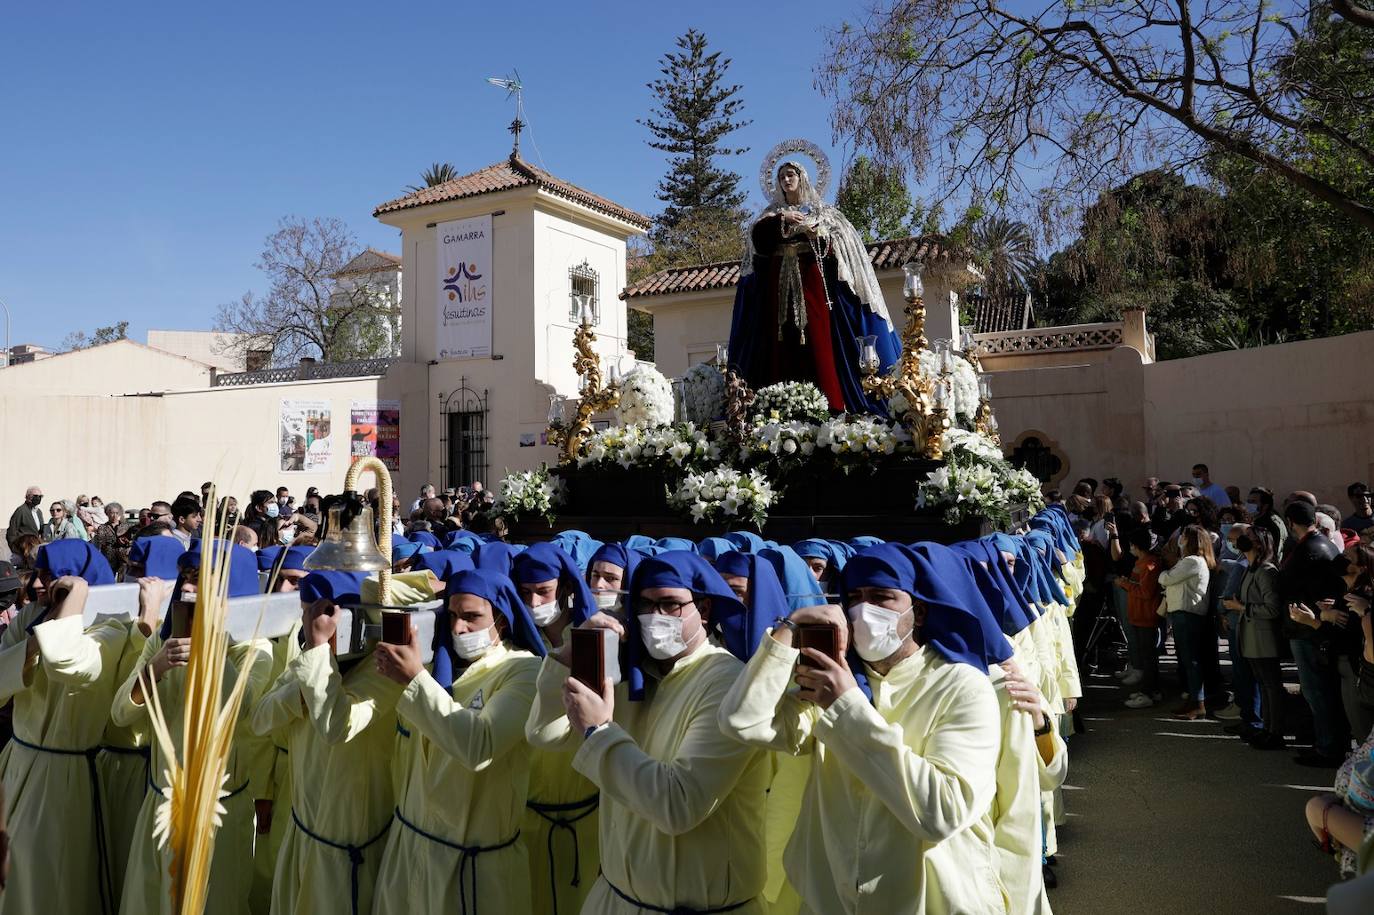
xmin=435 ymin=215 xmax=493 ymax=359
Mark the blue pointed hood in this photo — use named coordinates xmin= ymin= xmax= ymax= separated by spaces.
xmin=512 ymin=542 xmax=597 ymax=626
xmin=411 ymin=549 xmax=476 ymax=582
xmin=950 ymin=540 xmax=1036 ymax=636
xmin=714 ymin=550 xmax=790 ymax=661
xmin=759 ymin=545 xmax=826 ymax=612
xmin=550 ymin=530 xmax=603 ymax=573
xmin=433 ymin=568 xmax=547 ymax=690
xmin=842 ymin=542 xmax=1012 ymax=670
xmin=35 ymin=540 xmax=115 ymax=586
xmin=442 ymin=529 xmax=485 ymax=554
xmin=128 ymin=536 xmax=183 ymax=580
xmin=624 ymin=551 xmax=746 ymax=701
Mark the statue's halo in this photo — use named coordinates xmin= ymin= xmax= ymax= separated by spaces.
xmin=759 ymin=138 xmax=831 ymax=201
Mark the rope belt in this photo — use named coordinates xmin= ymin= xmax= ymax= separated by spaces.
xmin=602 ymin=875 xmax=752 ymax=915
xmin=394 ymin=806 xmax=519 ymax=915
xmin=526 ymin=793 xmax=599 ymax=915
xmin=290 ymin=808 xmax=392 ymax=915
xmin=100 ymin=743 xmax=152 ymax=793
xmin=11 ymin=734 xmax=113 ymax=915
xmin=145 ymin=769 xmax=250 ymax=803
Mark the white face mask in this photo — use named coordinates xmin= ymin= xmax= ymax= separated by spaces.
xmin=638 ymin=611 xmax=695 ymax=660
xmin=453 ymin=625 xmax=495 ymax=661
xmin=1245 ymin=502 xmax=1260 ymax=516
xmin=1192 ymin=476 xmax=1205 ymax=488
xmin=528 ymin=598 xmax=561 ymax=628
xmin=849 ymin=601 xmax=911 ymax=663
xmin=595 ymin=590 xmax=621 ymax=612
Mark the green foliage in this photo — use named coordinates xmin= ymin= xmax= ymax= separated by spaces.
xmin=61 ymin=320 xmax=128 ymax=352
xmin=407 ymin=162 xmax=459 ymax=192
xmin=836 ymin=156 xmax=918 ymax=242
xmin=971 ymin=216 xmax=1038 ymax=292
xmin=639 ymin=29 xmax=751 ymax=231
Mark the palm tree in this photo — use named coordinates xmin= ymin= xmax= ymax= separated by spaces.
xmin=973 ymin=215 xmax=1038 ymax=292
xmin=406 ymin=162 xmax=460 ymax=192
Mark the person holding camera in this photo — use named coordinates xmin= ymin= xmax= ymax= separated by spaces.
xmin=525 ymin=551 xmax=767 ymax=914
xmin=113 ymin=542 xmax=272 ymax=915
xmin=250 ymin=570 xmax=403 ymax=915
xmin=718 ymin=542 xmax=1007 ymax=914
xmin=0 ymin=541 xmax=124 ymax=915
xmin=370 ymin=568 xmax=546 ymax=915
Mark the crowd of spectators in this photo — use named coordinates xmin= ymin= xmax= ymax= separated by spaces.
xmin=1059 ymin=466 xmax=1374 ymax=902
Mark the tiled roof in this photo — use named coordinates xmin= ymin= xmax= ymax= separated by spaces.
xmin=622 ymin=234 xmax=956 ymax=299
xmin=334 ymin=248 xmax=402 ymax=277
xmin=373 ymin=156 xmax=651 ymax=229
xmin=970 ymin=292 xmax=1033 ymax=333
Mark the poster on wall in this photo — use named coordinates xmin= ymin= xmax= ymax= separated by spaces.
xmin=350 ymin=400 xmax=401 ymax=471
xmin=435 ymin=214 xmax=493 ymax=359
xmin=280 ymin=400 xmax=333 ymax=472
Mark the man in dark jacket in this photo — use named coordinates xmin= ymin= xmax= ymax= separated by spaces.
xmin=5 ymin=487 xmax=44 ymax=554
xmin=1280 ymin=500 xmax=1348 ymax=767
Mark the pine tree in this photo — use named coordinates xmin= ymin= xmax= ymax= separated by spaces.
xmin=639 ymin=29 xmax=751 ymax=230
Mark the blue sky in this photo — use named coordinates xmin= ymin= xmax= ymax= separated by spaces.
xmin=0 ymin=0 xmax=867 ymax=349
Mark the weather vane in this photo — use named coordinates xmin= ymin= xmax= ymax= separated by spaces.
xmin=486 ymin=71 xmax=526 ymax=157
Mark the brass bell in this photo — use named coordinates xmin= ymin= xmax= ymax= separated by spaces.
xmin=304 ymin=502 xmax=388 ymax=572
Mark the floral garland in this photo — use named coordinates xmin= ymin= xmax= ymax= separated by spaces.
xmin=616 ymin=364 xmax=675 ymax=428
xmin=493 ymin=466 xmax=565 ymax=524
xmin=916 ymin=428 xmax=1043 ymax=526
xmin=576 ymin=422 xmax=720 ymax=473
xmin=668 ymin=467 xmax=777 ymax=526
xmin=681 ymin=362 xmax=726 ymax=425
xmin=749 ymin=381 xmax=830 ymax=426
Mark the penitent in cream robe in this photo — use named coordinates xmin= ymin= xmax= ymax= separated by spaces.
xmin=988 ymin=663 xmax=1050 ymax=915
xmin=371 ymin=642 xmax=540 ymax=915
xmin=526 ymin=644 xmax=769 ymax=915
xmin=0 ymin=611 xmax=129 ymax=915
xmin=113 ymin=633 xmax=273 ymax=915
xmin=97 ymin=619 xmax=154 ymax=906
xmin=252 ymin=642 xmax=402 ymax=915
xmin=718 ymin=636 xmax=1005 ymax=915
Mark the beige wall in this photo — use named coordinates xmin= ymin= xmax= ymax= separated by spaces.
xmin=146 ymin=330 xmax=248 ymax=372
xmin=988 ymin=331 xmax=1374 ymax=507
xmin=0 ymin=365 xmax=430 ymax=514
xmin=0 ymin=339 xmax=212 ymax=395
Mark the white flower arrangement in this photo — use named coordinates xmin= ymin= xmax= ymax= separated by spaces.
xmin=616 ymin=364 xmax=674 ymax=428
xmin=668 ymin=467 xmax=777 ymax=527
xmin=917 ymin=450 xmax=1009 ymax=526
xmin=681 ymin=362 xmax=726 ymax=425
xmin=745 ymin=419 xmax=819 ymax=464
xmin=1003 ymin=466 xmax=1047 ymax=513
xmin=750 ymin=381 xmax=830 ymax=426
xmin=577 ymin=422 xmax=719 ymax=472
xmin=941 ymin=427 xmax=1004 ymax=462
xmin=917 ymin=429 xmax=1041 ymax=528
xmin=494 ymin=466 xmax=565 ymax=523
xmin=815 ymin=414 xmax=911 ymax=460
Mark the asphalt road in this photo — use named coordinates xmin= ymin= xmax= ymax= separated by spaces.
xmin=1049 ymin=656 xmax=1339 ymax=914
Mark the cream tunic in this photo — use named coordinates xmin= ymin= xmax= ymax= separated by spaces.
xmin=252 ymin=642 xmax=403 ymax=915
xmin=988 ymin=664 xmax=1049 ymax=915
xmin=97 ymin=619 xmax=154 ymax=906
xmin=112 ymin=634 xmax=273 ymax=915
xmin=526 ymin=644 xmax=768 ymax=914
xmin=0 ymin=612 xmax=129 ymax=915
xmin=718 ymin=636 xmax=1005 ymax=915
xmin=371 ymin=642 xmax=540 ymax=915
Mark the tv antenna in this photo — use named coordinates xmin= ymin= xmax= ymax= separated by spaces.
xmin=486 ymin=71 xmax=527 ymax=158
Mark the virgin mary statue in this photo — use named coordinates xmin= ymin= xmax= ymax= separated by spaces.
xmin=727 ymin=141 xmax=901 ymax=415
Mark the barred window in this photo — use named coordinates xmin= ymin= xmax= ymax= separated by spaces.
xmin=569 ymin=260 xmax=600 ymax=325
